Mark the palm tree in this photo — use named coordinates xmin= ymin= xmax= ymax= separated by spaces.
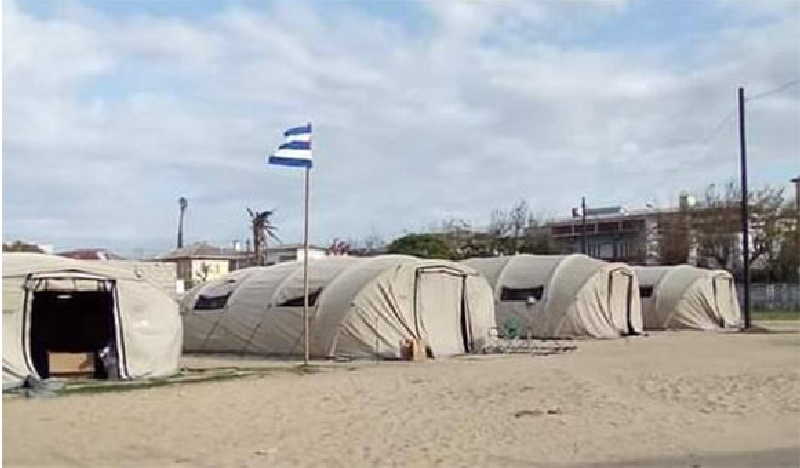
xmin=247 ymin=208 xmax=280 ymax=266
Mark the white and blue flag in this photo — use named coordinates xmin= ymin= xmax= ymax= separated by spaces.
xmin=268 ymin=123 xmax=312 ymax=168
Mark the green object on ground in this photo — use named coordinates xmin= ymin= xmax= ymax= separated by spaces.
xmin=503 ymin=317 xmax=522 ymax=338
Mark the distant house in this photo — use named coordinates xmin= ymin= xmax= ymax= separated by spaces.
xmin=156 ymin=242 xmax=249 ymax=289
xmin=3 ymin=240 xmax=53 ymax=254
xmin=265 ymin=244 xmax=328 ymax=266
xmin=156 ymin=242 xmax=331 ymax=289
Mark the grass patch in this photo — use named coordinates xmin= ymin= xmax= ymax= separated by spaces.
xmin=57 ymin=363 xmax=327 ymax=396
xmin=752 ymin=309 xmax=800 ymax=321
xmin=7 ymin=362 xmax=341 ymax=398
xmin=61 ymin=370 xmax=257 ymax=395
xmin=293 ymin=363 xmax=323 ymax=375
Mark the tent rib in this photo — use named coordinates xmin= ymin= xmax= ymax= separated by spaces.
xmin=549 ymin=255 xmax=585 ymax=337
xmin=244 ymin=264 xmax=306 ymax=354
xmin=312 ymin=256 xmax=383 ymax=356
xmin=490 ymin=256 xmax=518 ymax=301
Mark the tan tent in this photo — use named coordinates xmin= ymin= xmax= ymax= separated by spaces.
xmin=3 ymin=254 xmax=182 ymax=387
xmin=180 ymin=255 xmax=495 ymax=359
xmin=462 ymin=254 xmax=643 ymax=339
xmin=635 ymin=265 xmax=741 ymax=330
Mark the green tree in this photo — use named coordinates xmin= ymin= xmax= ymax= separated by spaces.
xmin=2 ymin=241 xmax=44 ymax=253
xmin=386 ymin=234 xmax=454 ymax=259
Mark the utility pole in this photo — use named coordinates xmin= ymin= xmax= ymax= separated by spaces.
xmin=177 ymin=197 xmax=187 ymax=249
xmin=582 ymin=196 xmax=588 ymax=256
xmin=792 ymin=177 xmax=800 ymax=213
xmin=738 ymin=87 xmax=751 ymax=329
xmin=791 ymin=176 xmax=800 ymax=308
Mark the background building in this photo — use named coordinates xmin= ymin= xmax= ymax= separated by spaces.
xmin=546 ymin=207 xmax=662 ymax=265
xmin=156 ymin=241 xmax=330 ymax=290
xmin=156 ymin=241 xmax=249 ymax=290
xmin=265 ymin=244 xmax=327 ymax=265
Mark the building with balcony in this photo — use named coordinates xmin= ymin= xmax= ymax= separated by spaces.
xmin=547 ymin=207 xmax=663 ymax=265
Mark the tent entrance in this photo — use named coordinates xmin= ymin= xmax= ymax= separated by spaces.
xmin=609 ymin=268 xmax=637 ymax=335
xmin=414 ymin=267 xmax=473 ymax=357
xmin=22 ymin=273 xmax=125 ymax=380
xmin=712 ymin=276 xmax=735 ymax=327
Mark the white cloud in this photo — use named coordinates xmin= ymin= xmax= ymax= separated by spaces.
xmin=2 ymin=0 xmax=798 ymax=255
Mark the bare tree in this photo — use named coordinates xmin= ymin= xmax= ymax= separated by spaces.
xmin=362 ymin=232 xmax=385 ymax=251
xmin=487 ymin=208 xmax=510 ymax=255
xmin=438 ymin=218 xmax=473 ymax=259
xmin=773 ymin=217 xmax=799 ymax=282
xmin=346 ymin=231 xmax=386 ymax=256
xmin=760 ymin=198 xmax=798 ymax=281
xmin=521 ymin=212 xmax=558 ymax=254
xmin=328 ymin=238 xmax=351 ymax=256
xmin=486 ymin=200 xmax=547 ymax=255
xmin=656 ymin=210 xmax=692 ymax=265
xmin=508 ymin=200 xmax=530 ymax=253
xmin=693 ymin=182 xmax=787 ymax=272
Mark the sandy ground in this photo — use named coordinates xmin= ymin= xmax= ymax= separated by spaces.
xmin=3 ymin=328 xmax=799 ymax=468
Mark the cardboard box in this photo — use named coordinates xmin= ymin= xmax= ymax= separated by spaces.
xmin=48 ymin=352 xmax=94 ymax=377
xmin=399 ymin=339 xmax=428 ymax=361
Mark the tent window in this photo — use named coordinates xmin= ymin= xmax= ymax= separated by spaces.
xmin=639 ymin=286 xmax=654 ymax=298
xmin=500 ymin=286 xmax=544 ymax=302
xmin=194 ymin=293 xmax=232 ymax=311
xmin=278 ymin=289 xmax=322 ymax=307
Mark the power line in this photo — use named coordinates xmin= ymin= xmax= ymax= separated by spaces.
xmin=695 ymin=78 xmax=800 ymax=152
xmin=701 ymin=107 xmax=737 ymax=146
xmin=745 ymin=78 xmax=800 ymax=101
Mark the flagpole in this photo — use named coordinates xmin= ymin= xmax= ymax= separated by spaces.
xmin=302 ymin=165 xmax=310 ymax=365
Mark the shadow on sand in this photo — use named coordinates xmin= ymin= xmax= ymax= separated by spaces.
xmin=495 ymin=446 xmax=800 ymax=468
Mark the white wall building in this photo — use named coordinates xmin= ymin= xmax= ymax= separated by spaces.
xmin=265 ymin=244 xmax=328 ymax=266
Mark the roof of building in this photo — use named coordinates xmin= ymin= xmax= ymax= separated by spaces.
xmin=547 ymin=207 xmax=679 ymax=225
xmin=57 ymin=248 xmax=126 ymax=260
xmin=156 ymin=242 xmax=249 ymax=260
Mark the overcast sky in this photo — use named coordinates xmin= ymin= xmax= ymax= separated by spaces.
xmin=3 ymin=0 xmax=799 ymax=257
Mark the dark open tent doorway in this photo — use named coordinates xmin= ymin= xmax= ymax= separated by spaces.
xmin=27 ymin=277 xmax=119 ymax=379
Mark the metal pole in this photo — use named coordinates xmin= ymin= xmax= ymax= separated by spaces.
xmin=303 ymin=166 xmax=311 ymax=365
xmin=738 ymin=87 xmax=751 ymax=329
xmin=582 ymin=197 xmax=588 ymax=255
xmin=177 ymin=197 xmax=187 ymax=249
xmin=791 ymin=176 xmax=800 ymax=311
